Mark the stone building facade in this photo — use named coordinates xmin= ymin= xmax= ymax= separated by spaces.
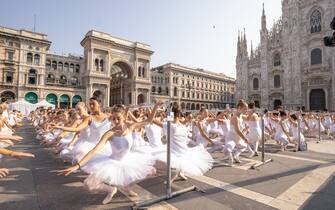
xmin=236 ymin=0 xmax=335 ymax=111
xmin=151 ymin=63 xmax=235 ymax=110
xmin=0 ymin=26 xmax=236 ymax=109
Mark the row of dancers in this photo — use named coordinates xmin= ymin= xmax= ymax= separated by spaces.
xmin=31 ymin=98 xmax=335 ymax=204
xmin=0 ymin=99 xmax=35 ymax=178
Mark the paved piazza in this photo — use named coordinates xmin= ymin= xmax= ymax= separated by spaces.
xmin=0 ymin=121 xmax=334 ymax=210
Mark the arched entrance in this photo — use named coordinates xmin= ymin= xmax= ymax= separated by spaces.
xmin=196 ymin=104 xmax=200 ymax=110
xmin=181 ymin=103 xmax=185 ymax=110
xmin=255 ymin=100 xmax=260 ymax=108
xmin=191 ymin=103 xmax=195 ymax=110
xmin=273 ymin=99 xmax=282 ymax=110
xmin=110 ymin=61 xmax=133 ymax=105
xmin=25 ymin=92 xmax=38 ymax=104
xmin=59 ymin=94 xmax=70 ymax=108
xmin=310 ymin=89 xmax=325 ymax=110
xmin=72 ymin=95 xmax=82 ymax=108
xmin=1 ymin=91 xmax=15 ymax=102
xmin=137 ymin=94 xmax=145 ymax=104
xmin=46 ymin=94 xmax=58 ymax=106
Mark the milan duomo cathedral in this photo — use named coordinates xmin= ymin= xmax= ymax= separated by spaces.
xmin=236 ymin=0 xmax=335 ymax=111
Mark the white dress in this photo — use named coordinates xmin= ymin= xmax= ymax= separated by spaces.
xmin=246 ymin=120 xmax=261 ymax=144
xmin=83 ymin=132 xmax=156 ymax=188
xmin=274 ymin=120 xmax=290 ymax=145
xmin=291 ymin=124 xmax=305 ymax=144
xmin=72 ymin=118 xmax=111 ymax=163
xmin=194 ymin=121 xmax=211 ymax=147
xmin=224 ymin=117 xmax=245 ymax=153
xmin=154 ymin=123 xmax=213 ymax=176
xmin=132 ymin=123 xmax=166 ymax=154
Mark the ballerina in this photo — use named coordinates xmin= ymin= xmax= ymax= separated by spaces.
xmin=57 ymin=102 xmax=162 ymax=204
xmin=50 ymin=98 xmax=111 ymax=164
xmin=271 ymin=111 xmax=292 ymax=151
xmin=221 ymin=100 xmax=250 ymax=166
xmin=245 ymin=102 xmax=262 ymax=157
xmin=288 ymin=113 xmax=306 ymax=151
xmin=153 ymin=105 xmax=213 ymax=183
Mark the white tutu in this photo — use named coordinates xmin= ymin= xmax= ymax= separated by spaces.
xmin=154 ymin=123 xmax=213 ymax=176
xmin=154 ymin=145 xmax=213 ymax=176
xmin=83 ymin=133 xmax=155 ymax=188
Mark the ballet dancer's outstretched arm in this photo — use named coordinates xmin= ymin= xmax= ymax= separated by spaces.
xmin=0 ymin=135 xmax=23 ymax=141
xmin=0 ymin=148 xmax=35 ymax=159
xmin=57 ymin=130 xmax=115 ymax=176
xmin=51 ymin=116 xmax=91 ymax=132
xmin=128 ymin=102 xmax=163 ymax=131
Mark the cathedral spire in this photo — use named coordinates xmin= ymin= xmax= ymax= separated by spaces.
xmin=250 ymin=40 xmax=254 ymax=57
xmin=261 ymin=3 xmax=267 ymax=31
xmin=237 ymin=30 xmax=241 ymax=54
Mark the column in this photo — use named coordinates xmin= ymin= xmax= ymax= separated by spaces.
xmin=324 ymin=87 xmax=328 ymax=110
xmin=106 ymin=85 xmax=110 ymax=107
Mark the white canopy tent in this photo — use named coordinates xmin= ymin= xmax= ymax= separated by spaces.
xmin=9 ymin=99 xmax=55 ymax=115
xmin=9 ymin=99 xmax=36 ymax=115
xmin=35 ymin=100 xmax=55 ymax=109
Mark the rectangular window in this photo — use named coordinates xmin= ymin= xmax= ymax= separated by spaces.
xmin=7 ymin=52 xmax=14 ymax=61
xmin=6 ymin=73 xmax=13 ymax=83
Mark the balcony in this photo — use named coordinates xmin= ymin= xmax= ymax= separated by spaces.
xmin=3 ymin=59 xmax=15 ymax=65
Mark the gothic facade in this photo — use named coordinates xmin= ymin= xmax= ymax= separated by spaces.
xmin=236 ymin=0 xmax=335 ymax=111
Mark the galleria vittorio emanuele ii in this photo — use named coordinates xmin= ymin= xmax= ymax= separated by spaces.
xmin=0 ymin=1 xmax=335 ymax=210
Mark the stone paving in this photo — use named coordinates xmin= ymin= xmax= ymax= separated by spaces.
xmin=0 ymin=122 xmax=334 ymax=210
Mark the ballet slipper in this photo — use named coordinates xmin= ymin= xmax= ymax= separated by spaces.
xmin=102 ymin=187 xmax=117 ymax=205
xmin=179 ymin=172 xmax=188 ymax=181
xmin=122 ymin=188 xmax=138 ymax=197
xmin=233 ymin=155 xmax=241 ymax=163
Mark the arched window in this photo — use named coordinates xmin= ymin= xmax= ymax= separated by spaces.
xmin=274 ymin=75 xmax=281 ymax=88
xmin=27 ymin=53 xmax=33 ymax=63
xmin=28 ymin=69 xmax=37 ymax=84
xmin=71 ymin=77 xmax=78 ymax=86
xmin=138 ymin=67 xmax=142 ymax=77
xmin=166 ymin=87 xmax=169 ymax=94
xmin=158 ymin=87 xmax=162 ymax=94
xmin=59 ymin=75 xmax=67 ymax=85
xmin=310 ymin=9 xmax=322 ymax=33
xmin=69 ymin=64 xmax=74 ymax=73
xmin=46 ymin=59 xmax=51 ymax=70
xmin=311 ymin=48 xmax=322 ymax=65
xmin=142 ymin=67 xmax=145 ymax=78
xmin=64 ymin=63 xmax=69 ymax=72
xmin=46 ymin=74 xmax=55 ymax=83
xmin=151 ymin=86 xmax=156 ymax=93
xmin=95 ymin=59 xmax=99 ymax=71
xmin=100 ymin=60 xmax=104 ymax=71
xmin=34 ymin=54 xmax=40 ymax=65
xmin=253 ymin=78 xmax=259 ymax=90
xmin=273 ymin=53 xmax=281 ymax=66
xmin=58 ymin=62 xmax=63 ymax=71
xmin=52 ymin=61 xmax=57 ymax=70
xmin=75 ymin=64 xmax=80 ymax=73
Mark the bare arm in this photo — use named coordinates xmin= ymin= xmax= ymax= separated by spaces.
xmin=58 ymin=130 xmax=114 ymax=176
xmin=53 ymin=116 xmax=91 ymax=132
xmin=231 ymin=117 xmax=248 ymax=144
xmin=196 ymin=121 xmax=214 ymax=145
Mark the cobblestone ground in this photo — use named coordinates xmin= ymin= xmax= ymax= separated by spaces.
xmin=0 ymin=121 xmax=334 ymax=210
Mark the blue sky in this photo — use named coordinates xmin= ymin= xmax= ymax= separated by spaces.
xmin=0 ymin=0 xmax=282 ymax=78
